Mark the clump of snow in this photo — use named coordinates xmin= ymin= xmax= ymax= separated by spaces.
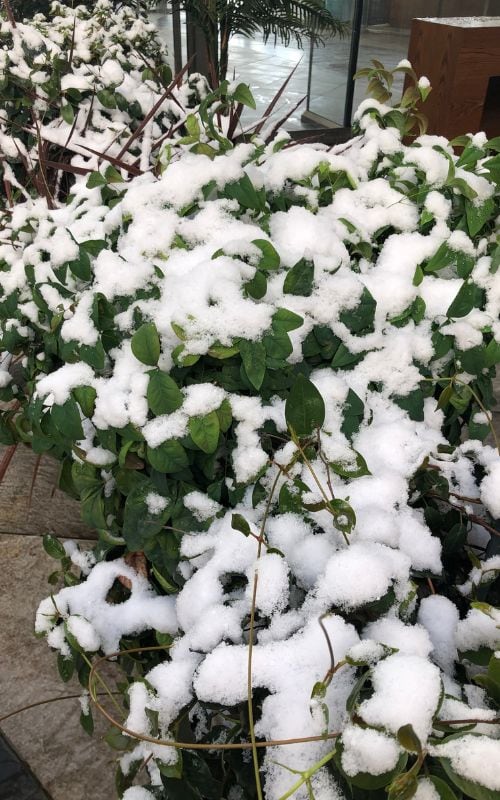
xmin=358 ymin=653 xmax=442 ymax=742
xmin=341 ymin=724 xmax=401 ymax=776
xmin=146 ymin=492 xmax=168 ymax=515
xmin=431 ymin=736 xmax=500 ymax=790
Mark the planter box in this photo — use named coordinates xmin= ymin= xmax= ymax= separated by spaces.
xmin=407 ymin=16 xmax=500 ymax=139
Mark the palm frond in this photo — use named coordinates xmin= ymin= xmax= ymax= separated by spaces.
xmin=227 ymin=0 xmax=345 ymax=44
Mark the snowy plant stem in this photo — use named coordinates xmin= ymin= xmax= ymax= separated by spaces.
xmin=291 ymin=431 xmax=350 ymax=545
xmin=248 ymin=467 xmax=282 ymax=800
xmin=81 ymin=651 xmax=125 ymax=720
xmin=277 ymin=751 xmax=335 ymax=800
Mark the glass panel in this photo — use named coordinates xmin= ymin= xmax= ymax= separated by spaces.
xmin=305 ymin=0 xmax=356 ymax=127
xmin=306 ymin=0 xmax=500 ymax=128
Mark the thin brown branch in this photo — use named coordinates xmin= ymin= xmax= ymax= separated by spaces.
xmin=116 ymin=59 xmax=193 ymax=161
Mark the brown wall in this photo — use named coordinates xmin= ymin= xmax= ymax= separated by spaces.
xmin=387 ymin=0 xmax=500 ymax=30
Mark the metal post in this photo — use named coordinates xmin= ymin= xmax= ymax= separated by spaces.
xmin=172 ymin=4 xmax=183 ymax=74
xmin=343 ymin=0 xmax=364 ymax=127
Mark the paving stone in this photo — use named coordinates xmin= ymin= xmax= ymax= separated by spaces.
xmin=0 ymin=534 xmax=114 ymax=800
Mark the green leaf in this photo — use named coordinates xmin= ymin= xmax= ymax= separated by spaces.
xmin=73 ymin=386 xmax=97 ymax=418
xmin=86 ymin=171 xmax=106 ymax=189
xmin=189 ymin=411 xmax=220 ymax=454
xmin=330 ymin=451 xmax=371 ymax=479
xmin=225 ymin=173 xmax=263 ymax=211
xmin=68 ymin=250 xmax=91 ymax=281
xmin=104 ymin=727 xmax=131 ymax=751
xmin=104 ymin=165 xmax=123 ymax=184
xmin=239 ymin=339 xmax=266 ymax=390
xmin=447 ymin=282 xmax=485 ymax=318
xmin=147 ymin=370 xmax=183 ymax=415
xmin=122 ymin=484 xmax=171 ymax=550
xmin=331 ymin=342 xmax=363 ymax=369
xmin=272 ymin=308 xmax=304 ymax=333
xmin=147 ymin=440 xmax=188 ymax=473
xmin=285 ymin=374 xmax=325 ymax=437
xmin=57 ymin=653 xmax=74 ymax=682
xmin=251 ymin=239 xmax=280 ymax=270
xmin=51 ymin=399 xmax=84 ymax=441
xmin=61 ymin=103 xmax=74 ymax=124
xmin=428 ymin=775 xmax=459 ymax=800
xmin=43 ymin=533 xmax=66 ymax=560
xmin=473 ymin=654 xmax=500 ymax=705
xmin=216 ymin=398 xmax=232 ymax=432
xmin=394 ymin=388 xmax=425 ymax=422
xmin=244 ymin=270 xmax=267 ymax=299
xmin=465 ymin=198 xmax=496 ymax=237
xmin=80 ymin=706 xmax=94 ymax=736
xmin=97 ymin=89 xmax=116 ymax=109
xmin=283 ymin=258 xmax=314 ymax=297
xmin=80 ymin=486 xmax=107 ymax=529
xmin=425 ymin=242 xmax=454 ymax=273
xmin=231 ymin=513 xmax=251 ymax=536
xmin=185 ymin=113 xmax=200 ymax=138
xmin=232 ymin=83 xmax=256 ymax=109
xmin=397 ymin=724 xmax=422 ymax=753
xmin=485 ymin=339 xmax=500 ymax=367
xmin=131 ymin=322 xmax=161 ymax=366
xmin=341 ymin=389 xmax=364 ymax=440
xmin=413 ymin=265 xmax=424 ymax=286
xmin=340 ymin=287 xmax=376 ymax=334
xmin=152 ymin=565 xmax=178 ymax=594
xmin=80 ymin=240 xmax=107 ymax=257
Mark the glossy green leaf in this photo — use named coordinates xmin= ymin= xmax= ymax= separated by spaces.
xmin=285 ymin=374 xmax=325 ymax=436
xmin=283 ymin=258 xmax=314 ymax=297
xmin=57 ymin=652 xmax=74 ymax=682
xmin=51 ymin=399 xmax=84 ymax=441
xmin=232 ymin=82 xmax=256 ymax=109
xmin=189 ymin=411 xmax=220 ymax=454
xmin=147 ymin=370 xmax=183 ymax=415
xmin=43 ymin=533 xmax=66 ymax=560
xmin=147 ymin=440 xmax=188 ymax=473
xmin=131 ymin=322 xmax=161 ymax=366
xmin=239 ymin=339 xmax=266 ymax=390
xmin=252 ymin=239 xmax=280 ymax=270
xmin=231 ymin=513 xmax=251 ymax=536
xmin=80 ymin=706 xmax=94 ymax=736
xmin=397 ymin=724 xmax=422 ymax=753
xmin=61 ymin=103 xmax=74 ymax=124
xmin=272 ymin=308 xmax=304 ymax=333
xmin=330 ymin=451 xmax=371 ymax=479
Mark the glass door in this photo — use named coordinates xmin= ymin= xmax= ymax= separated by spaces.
xmin=304 ymin=0 xmax=500 ymax=128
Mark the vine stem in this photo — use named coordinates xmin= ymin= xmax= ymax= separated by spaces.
xmin=291 ymin=430 xmax=350 ymax=545
xmin=277 ymin=751 xmax=336 ymax=800
xmin=247 ymin=466 xmax=283 ymax=800
xmin=0 ymin=691 xmax=120 ymax=724
xmin=88 ymin=645 xmax=343 ymax=750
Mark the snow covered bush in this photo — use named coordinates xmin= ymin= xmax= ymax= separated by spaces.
xmin=0 ymin=0 xmax=209 ymax=205
xmin=2 ymin=70 xmax=500 ymax=799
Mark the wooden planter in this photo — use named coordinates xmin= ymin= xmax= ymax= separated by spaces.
xmin=407 ymin=16 xmax=500 ymax=139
